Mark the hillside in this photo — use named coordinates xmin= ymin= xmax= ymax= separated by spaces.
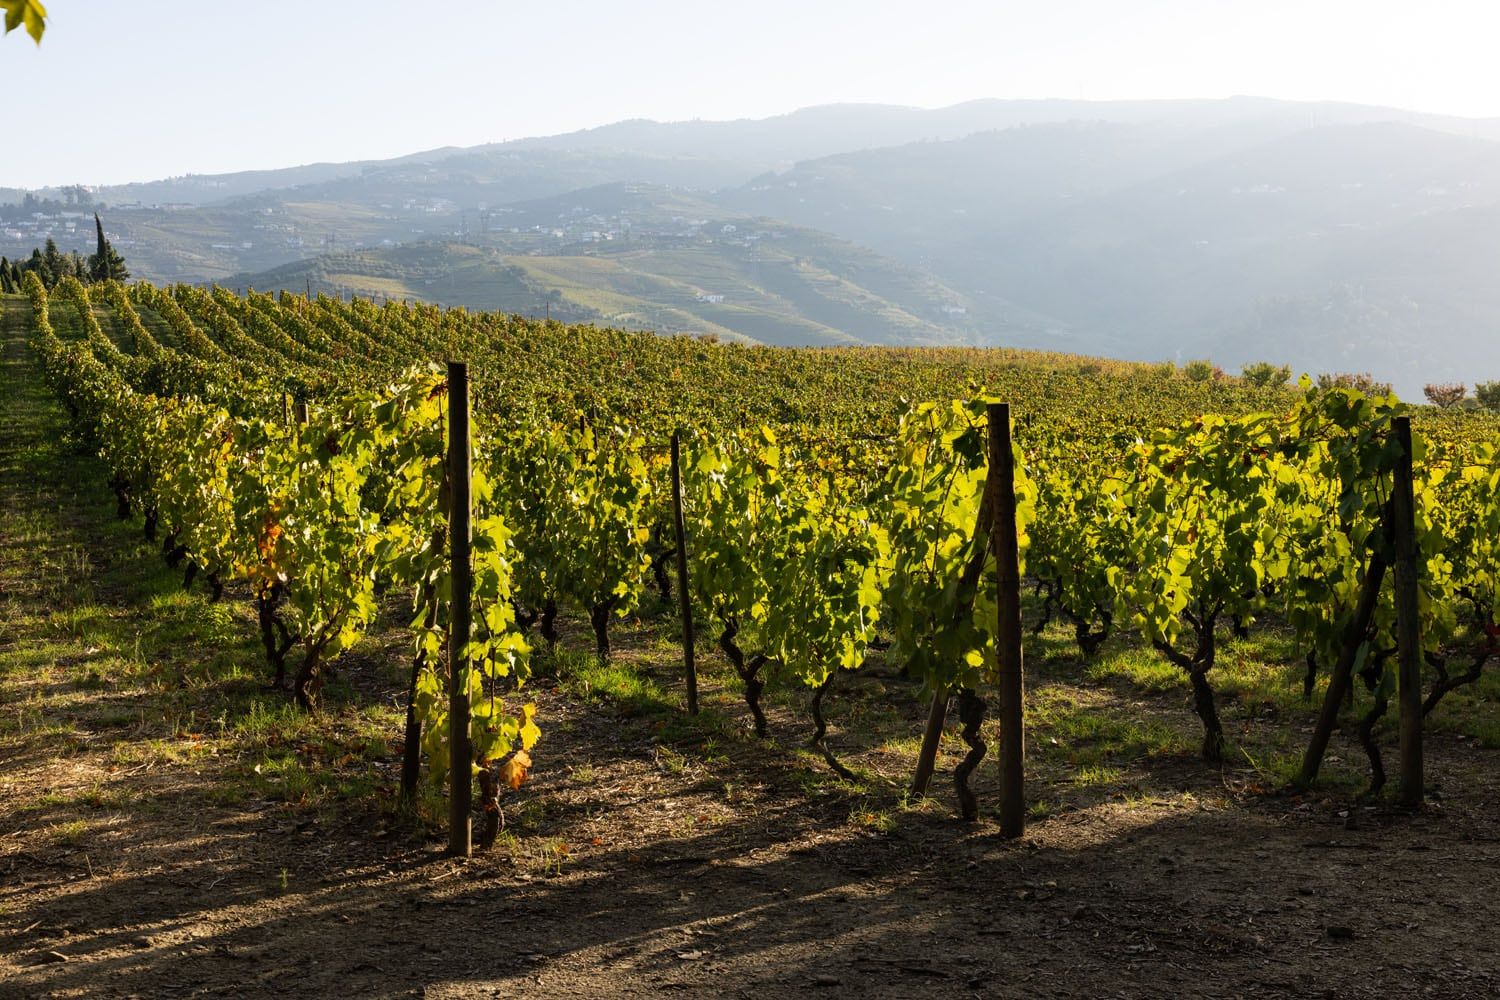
xmin=225 ymin=235 xmax=1021 ymax=350
xmin=11 ymin=97 xmax=1500 ymax=389
xmin=725 ymin=119 xmax=1500 ymax=387
xmin=224 ymin=188 xmax=1055 ymax=349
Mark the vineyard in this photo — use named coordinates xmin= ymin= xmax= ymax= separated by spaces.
xmin=4 ymin=278 xmax=1500 ymax=997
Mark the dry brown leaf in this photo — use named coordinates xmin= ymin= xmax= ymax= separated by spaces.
xmin=500 ymin=750 xmax=533 ymax=790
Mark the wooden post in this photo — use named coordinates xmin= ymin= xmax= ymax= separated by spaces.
xmin=281 ymin=392 xmax=290 ymax=428
xmin=293 ymin=399 xmax=309 ymax=425
xmin=910 ymin=689 xmax=949 ymax=798
xmin=447 ymin=360 xmax=474 ymax=857
xmin=1391 ymin=416 xmax=1424 ymax=809
xmin=988 ymin=402 xmax=1026 ymax=839
xmin=670 ymin=432 xmax=699 ymax=715
xmin=1298 ymin=551 xmax=1387 ymax=787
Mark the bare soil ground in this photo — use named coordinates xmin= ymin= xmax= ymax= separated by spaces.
xmin=3 ymin=300 xmax=1499 ymax=998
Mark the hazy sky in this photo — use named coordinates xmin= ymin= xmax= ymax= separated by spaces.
xmin=4 ymin=0 xmax=1499 ymax=188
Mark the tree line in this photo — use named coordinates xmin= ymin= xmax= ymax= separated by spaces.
xmin=0 ymin=213 xmax=127 ymax=292
xmin=1224 ymin=361 xmax=1499 ymax=411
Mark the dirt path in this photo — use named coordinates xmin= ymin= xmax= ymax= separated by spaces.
xmin=2 ymin=300 xmax=1499 ymax=998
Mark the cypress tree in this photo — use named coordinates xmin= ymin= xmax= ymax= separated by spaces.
xmin=88 ymin=213 xmax=129 ymax=282
xmin=42 ymin=239 xmax=65 ymax=288
xmin=92 ymin=213 xmax=107 ymax=279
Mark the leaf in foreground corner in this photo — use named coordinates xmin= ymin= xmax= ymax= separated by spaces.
xmin=1 ymin=1 xmax=47 ymax=44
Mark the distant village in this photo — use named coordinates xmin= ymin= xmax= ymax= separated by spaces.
xmin=2 ymin=183 xmax=797 ymax=277
xmin=0 ymin=184 xmax=970 ymax=327
xmin=0 ymin=192 xmax=124 ymax=258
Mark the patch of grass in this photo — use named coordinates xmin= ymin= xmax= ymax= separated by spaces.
xmin=553 ymin=647 xmax=680 ymax=718
xmin=788 ymin=755 xmax=869 ymax=796
xmin=654 ymin=746 xmax=689 ymax=774
xmin=1027 ymin=798 xmax=1057 ymax=822
xmin=80 ymin=781 xmax=131 ymax=810
xmin=848 ymin=805 xmax=896 ymax=835
xmin=52 ymin=819 xmax=90 ymax=846
xmin=1072 ymin=764 xmax=1124 ymax=787
xmin=1029 ymin=687 xmax=1189 ymax=768
xmin=247 ymin=754 xmax=319 ymax=805
xmin=489 ymin=832 xmax=573 ymax=876
xmin=656 ymin=705 xmax=739 ymax=746
xmin=877 ymin=734 xmax=925 ymax=756
xmin=506 ymin=798 xmax=547 ymax=834
xmin=1085 ymin=648 xmax=1184 ymax=692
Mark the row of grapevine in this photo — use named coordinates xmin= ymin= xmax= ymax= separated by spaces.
xmin=23 ymin=276 xmax=1500 ymax=825
xmin=26 ymin=274 xmax=539 ymax=842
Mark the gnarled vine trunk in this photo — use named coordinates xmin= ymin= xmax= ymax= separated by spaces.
xmin=650 ymin=524 xmax=674 ymax=603
xmin=1072 ymin=609 xmax=1112 ymax=658
xmin=477 ymin=764 xmax=503 ymax=850
xmin=1187 ymin=666 xmax=1224 ymax=763
xmin=511 ymin=599 xmax=538 ymax=633
xmin=108 ymin=473 xmax=132 ymax=520
xmin=1423 ymin=647 xmax=1494 ymax=717
xmin=293 ymin=631 xmax=335 ymax=710
xmin=539 ymin=600 xmax=558 ymax=647
xmin=590 ymin=596 xmax=619 ymax=662
xmin=809 ymin=672 xmax=855 ymax=780
xmin=1154 ymin=605 xmax=1224 ymax=762
xmin=953 ymin=688 xmax=988 ymax=821
xmin=257 ymin=582 xmax=297 ymax=690
xmin=718 ymin=617 xmax=768 ymax=737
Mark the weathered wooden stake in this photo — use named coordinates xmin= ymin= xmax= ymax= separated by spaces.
xmin=1391 ymin=415 xmax=1424 ymax=809
xmin=670 ymin=432 xmax=699 ymax=715
xmin=988 ymin=402 xmax=1026 ymax=839
xmin=447 ymin=360 xmax=474 ymax=857
xmin=910 ymin=689 xmax=950 ymax=798
xmin=293 ymin=399 xmax=309 ymax=426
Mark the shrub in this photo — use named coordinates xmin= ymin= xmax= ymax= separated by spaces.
xmin=1240 ymin=361 xmax=1292 ymax=388
xmin=1316 ymin=372 xmax=1393 ymax=397
xmin=1423 ymin=382 xmax=1467 ymax=409
xmin=1474 ymin=381 xmax=1500 ymax=410
xmin=1182 ymin=359 xmax=1220 ymax=382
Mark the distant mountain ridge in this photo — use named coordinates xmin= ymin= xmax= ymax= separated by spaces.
xmin=13 ymin=96 xmax=1499 ymax=207
xmin=8 ymin=96 xmax=1500 ymax=393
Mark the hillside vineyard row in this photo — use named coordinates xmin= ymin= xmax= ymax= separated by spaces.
xmin=19 ymin=273 xmax=1500 ymax=820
